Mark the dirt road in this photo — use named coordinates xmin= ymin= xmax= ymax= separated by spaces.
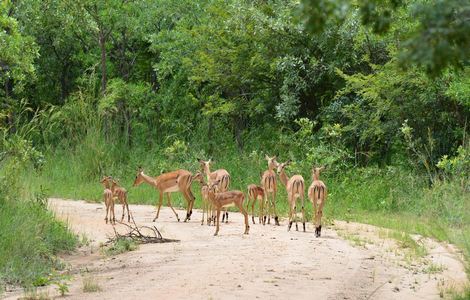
xmin=4 ymin=199 xmax=467 ymax=299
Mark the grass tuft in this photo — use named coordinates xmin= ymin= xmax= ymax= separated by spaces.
xmin=82 ymin=276 xmax=102 ymax=293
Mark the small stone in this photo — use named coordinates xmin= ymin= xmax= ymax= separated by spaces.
xmin=393 ymin=287 xmax=400 ymax=292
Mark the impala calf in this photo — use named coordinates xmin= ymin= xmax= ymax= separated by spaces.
xmin=207 ymin=180 xmax=249 ymax=236
xmin=277 ymin=160 xmax=306 ymax=232
xmin=110 ymin=178 xmax=131 ymax=222
xmin=198 ymin=159 xmax=231 ymax=223
xmin=192 ymin=171 xmax=213 ymax=226
xmin=133 ymin=168 xmax=195 ymax=222
xmin=247 ymin=184 xmax=264 ymax=224
xmin=308 ymin=166 xmax=327 ymax=237
xmin=100 ymin=176 xmax=115 ymax=224
xmin=261 ymin=155 xmax=280 ymax=225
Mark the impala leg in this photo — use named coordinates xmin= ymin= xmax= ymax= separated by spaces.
xmin=315 ymin=203 xmax=323 ymax=237
xmin=181 ymin=189 xmax=194 ymax=222
xmin=111 ymin=201 xmax=116 ymax=225
xmin=105 ymin=202 xmax=109 ymax=224
xmin=272 ymin=191 xmax=279 ymax=226
xmin=295 ymin=203 xmax=299 ymax=232
xmin=154 ymin=191 xmax=164 ymax=222
xmin=214 ymin=209 xmax=221 ymax=236
xmin=251 ymin=198 xmax=256 ymax=224
xmin=301 ymin=198 xmax=306 ymax=232
xmin=126 ymin=201 xmax=130 ymax=222
xmin=120 ymin=197 xmax=125 ymax=222
xmin=166 ymin=193 xmax=180 ymax=222
xmin=201 ymin=199 xmax=206 ymax=226
xmin=266 ymin=193 xmax=271 ymax=225
xmin=287 ymin=203 xmax=293 ymax=231
xmin=236 ymin=202 xmax=250 ymax=235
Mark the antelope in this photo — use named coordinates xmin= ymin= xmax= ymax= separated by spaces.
xmin=277 ymin=160 xmax=306 ymax=232
xmin=192 ymin=171 xmax=212 ymax=226
xmin=100 ymin=176 xmax=131 ymax=222
xmin=198 ymin=159 xmax=231 ymax=223
xmin=133 ymin=168 xmax=195 ymax=222
xmin=206 ymin=180 xmax=249 ymax=236
xmin=246 ymin=184 xmax=264 ymax=224
xmin=308 ymin=166 xmax=327 ymax=237
xmin=261 ymin=155 xmax=280 ymax=225
xmin=100 ymin=176 xmax=115 ymax=224
xmin=110 ymin=178 xmax=131 ymax=222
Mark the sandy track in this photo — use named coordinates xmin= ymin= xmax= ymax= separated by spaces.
xmin=4 ymin=199 xmax=467 ymax=299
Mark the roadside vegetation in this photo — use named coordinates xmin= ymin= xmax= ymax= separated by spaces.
xmin=1 ymin=0 xmax=468 ymax=297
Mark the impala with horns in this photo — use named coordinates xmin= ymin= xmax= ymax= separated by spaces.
xmin=133 ymin=167 xmax=195 ymax=222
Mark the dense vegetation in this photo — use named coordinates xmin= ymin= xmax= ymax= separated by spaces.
xmin=0 ymin=0 xmax=468 ymax=294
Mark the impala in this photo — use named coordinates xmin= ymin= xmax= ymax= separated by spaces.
xmin=101 ymin=176 xmax=131 ymax=222
xmin=133 ymin=168 xmax=195 ymax=222
xmin=100 ymin=176 xmax=115 ymax=224
xmin=206 ymin=180 xmax=249 ymax=236
xmin=261 ymin=155 xmax=280 ymax=225
xmin=308 ymin=166 xmax=327 ymax=237
xmin=247 ymin=184 xmax=264 ymax=224
xmin=277 ymin=160 xmax=306 ymax=232
xmin=198 ymin=159 xmax=231 ymax=223
xmin=192 ymin=171 xmax=212 ymax=226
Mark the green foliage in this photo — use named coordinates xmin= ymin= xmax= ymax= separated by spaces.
xmin=104 ymin=237 xmax=138 ymax=256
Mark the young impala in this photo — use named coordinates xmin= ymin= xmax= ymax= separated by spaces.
xmin=198 ymin=159 xmax=231 ymax=223
xmin=246 ymin=184 xmax=264 ymax=224
xmin=206 ymin=180 xmax=249 ymax=236
xmin=192 ymin=171 xmax=212 ymax=226
xmin=308 ymin=166 xmax=327 ymax=237
xmin=133 ymin=168 xmax=195 ymax=222
xmin=100 ymin=176 xmax=115 ymax=224
xmin=277 ymin=160 xmax=306 ymax=232
xmin=261 ymin=155 xmax=280 ymax=225
xmin=101 ymin=176 xmax=131 ymax=222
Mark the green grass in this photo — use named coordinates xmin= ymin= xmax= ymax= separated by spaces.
xmin=0 ymin=197 xmax=78 ymax=288
xmin=14 ymin=140 xmax=469 ymax=298
xmin=103 ymin=237 xmax=138 ymax=256
xmin=82 ymin=276 xmax=101 ymax=293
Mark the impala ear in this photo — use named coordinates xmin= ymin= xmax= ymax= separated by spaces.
xmin=265 ymin=154 xmax=270 ymax=160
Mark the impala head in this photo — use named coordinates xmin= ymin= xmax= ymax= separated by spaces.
xmin=265 ymin=155 xmax=278 ymax=170
xmin=276 ymin=160 xmax=291 ymax=174
xmin=208 ymin=179 xmax=221 ymax=194
xmin=133 ymin=167 xmax=145 ymax=187
xmin=192 ymin=171 xmax=205 ymax=184
xmin=312 ymin=166 xmax=325 ymax=180
xmin=198 ymin=158 xmax=212 ymax=174
xmin=100 ymin=176 xmax=112 ymax=188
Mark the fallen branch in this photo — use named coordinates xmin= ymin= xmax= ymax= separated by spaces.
xmin=106 ymin=212 xmax=179 ymax=245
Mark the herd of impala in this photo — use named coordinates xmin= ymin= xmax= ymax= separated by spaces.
xmin=100 ymin=155 xmax=327 ymax=237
